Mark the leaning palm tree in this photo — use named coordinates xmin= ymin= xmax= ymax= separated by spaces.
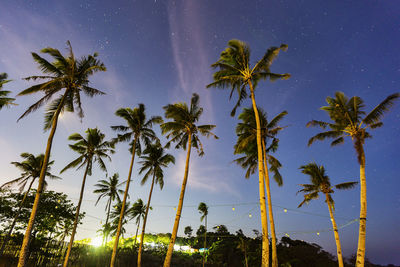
xmin=162 ymin=93 xmax=218 ymax=267
xmin=198 ymin=202 xmax=209 ymax=267
xmin=61 ymin=128 xmax=114 ymax=267
xmin=110 ymin=104 xmax=162 ymax=267
xmin=128 ymin=198 xmax=147 ymax=247
xmin=137 ymin=142 xmax=175 ymax=267
xmin=93 ymin=173 xmax=124 ymax=244
xmin=234 ymin=106 xmax=287 ymax=264
xmin=0 ymin=153 xmax=59 ymax=256
xmin=207 ymin=39 xmax=289 ymax=267
xmin=298 ymin=162 xmax=358 ymax=267
xmin=16 ymin=41 xmax=106 ymax=267
xmin=0 ymin=72 xmax=16 ymax=110
xmin=307 ymin=92 xmax=399 ymax=266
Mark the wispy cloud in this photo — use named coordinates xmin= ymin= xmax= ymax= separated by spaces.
xmin=169 ymin=152 xmax=241 ymax=198
xmin=167 ymin=0 xmax=214 ymax=122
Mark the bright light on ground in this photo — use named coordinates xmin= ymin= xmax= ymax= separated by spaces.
xmin=90 ymin=236 xmax=103 ymax=247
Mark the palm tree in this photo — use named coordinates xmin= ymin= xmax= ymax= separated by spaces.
xmin=234 ymin=106 xmax=287 ymax=264
xmin=307 ymin=92 xmax=399 ymax=266
xmin=184 ymin=226 xmax=193 ymax=238
xmin=161 ymin=93 xmax=218 ymax=267
xmin=110 ymin=104 xmax=162 ymax=267
xmin=16 ymin=41 xmax=106 ymax=267
xmin=298 ymin=163 xmax=358 ymax=267
xmin=207 ymin=39 xmax=289 ymax=267
xmin=128 ymin=199 xmax=146 ymax=247
xmin=61 ymin=128 xmax=114 ymax=267
xmin=198 ymin=202 xmax=209 ymax=267
xmin=137 ymin=142 xmax=175 ymax=267
xmin=110 ymin=200 xmax=131 ymax=238
xmin=0 ymin=72 xmax=16 ymax=110
xmin=236 ymin=229 xmax=249 ymax=267
xmin=97 ymin=222 xmax=112 ymax=247
xmin=93 ymin=173 xmax=124 ymax=244
xmin=0 ymin=153 xmax=59 ymax=256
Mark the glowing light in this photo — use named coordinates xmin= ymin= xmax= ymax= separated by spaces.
xmin=284 ymin=208 xmax=287 ymax=213
xmin=180 ymin=245 xmax=190 ymax=251
xmin=249 ymin=213 xmax=252 ymax=218
xmin=285 ymin=233 xmax=290 ymax=237
xmin=90 ymin=236 xmax=103 ymax=247
xmin=317 ymin=232 xmax=320 ymax=236
xmin=232 ymin=207 xmax=235 ymax=211
xmin=173 ymin=207 xmax=176 ymax=211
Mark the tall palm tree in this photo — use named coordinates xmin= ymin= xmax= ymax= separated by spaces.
xmin=110 ymin=104 xmax=162 ymax=267
xmin=128 ymin=198 xmax=146 ymax=247
xmin=307 ymin=92 xmax=399 ymax=266
xmin=198 ymin=202 xmax=209 ymax=267
xmin=61 ymin=128 xmax=114 ymax=267
xmin=16 ymin=41 xmax=106 ymax=267
xmin=0 ymin=153 xmax=59 ymax=256
xmin=298 ymin=162 xmax=358 ymax=267
xmin=93 ymin=173 xmax=124 ymax=244
xmin=161 ymin=93 xmax=218 ymax=267
xmin=137 ymin=142 xmax=175 ymax=267
xmin=207 ymin=39 xmax=289 ymax=267
xmin=0 ymin=72 xmax=15 ymax=110
xmin=234 ymin=106 xmax=287 ymax=264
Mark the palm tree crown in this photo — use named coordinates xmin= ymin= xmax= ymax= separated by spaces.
xmin=94 ymin=173 xmax=124 ymax=208
xmin=138 ymin=142 xmax=175 ymax=190
xmin=111 ymin=104 xmax=162 ymax=154
xmin=307 ymin=91 xmax=399 ymax=163
xmin=206 ymin=39 xmax=290 ymax=116
xmin=0 ymin=72 xmax=16 ymax=110
xmin=17 ymin=41 xmax=106 ymax=129
xmin=1 ymin=153 xmax=59 ymax=192
xmin=298 ymin=163 xmax=358 ymax=208
xmin=161 ymin=93 xmax=218 ymax=156
xmin=61 ymin=128 xmax=115 ymax=175
xmin=234 ymin=107 xmax=286 ymax=184
xmin=128 ymin=199 xmax=147 ymax=226
xmin=110 ymin=201 xmax=131 ymax=237
xmin=198 ymin=202 xmax=209 ymax=222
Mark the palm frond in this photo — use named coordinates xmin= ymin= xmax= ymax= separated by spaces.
xmin=362 ymin=93 xmax=399 ymax=125
xmin=335 ymin=181 xmax=358 ymax=190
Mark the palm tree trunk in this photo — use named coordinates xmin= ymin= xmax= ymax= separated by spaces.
xmin=110 ymin=137 xmax=138 ymax=267
xmin=137 ymin=174 xmax=156 ymax=267
xmin=356 ymin=145 xmax=367 ymax=267
xmin=244 ymin=241 xmax=248 ymax=267
xmin=17 ymin=90 xmax=67 ymax=267
xmin=202 ymin=215 xmax=207 ymax=267
xmin=248 ymin=82 xmax=269 ymax=267
xmin=325 ymin=194 xmax=344 ymax=267
xmin=0 ymin=178 xmax=36 ymax=256
xmin=134 ymin=217 xmax=140 ymax=247
xmin=103 ymin=198 xmax=111 ymax=246
xmin=262 ymin=139 xmax=277 ymax=267
xmin=163 ymin=133 xmax=192 ymax=267
xmin=63 ymin=159 xmax=91 ymax=267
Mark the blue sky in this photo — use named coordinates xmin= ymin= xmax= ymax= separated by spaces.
xmin=0 ymin=0 xmax=399 ymax=264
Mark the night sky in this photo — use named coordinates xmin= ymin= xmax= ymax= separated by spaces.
xmin=1 ymin=0 xmax=399 ymax=264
